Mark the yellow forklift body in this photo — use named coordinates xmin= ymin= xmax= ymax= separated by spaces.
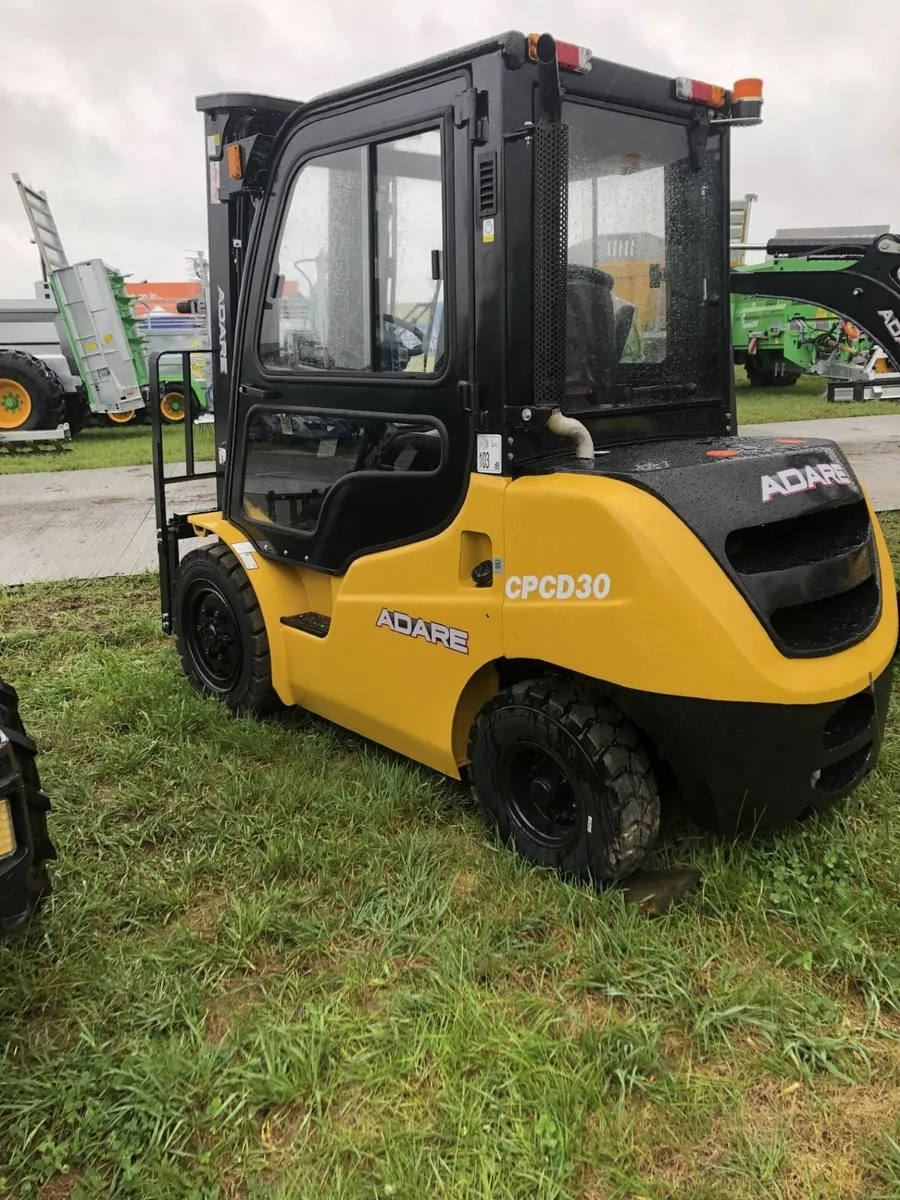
xmin=188 ymin=470 xmax=896 ymax=779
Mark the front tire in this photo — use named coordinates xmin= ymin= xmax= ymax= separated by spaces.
xmin=0 ymin=677 xmax=55 ymax=933
xmin=469 ymin=678 xmax=660 ymax=883
xmin=174 ymin=544 xmax=282 ymax=715
xmin=0 ymin=349 xmax=65 ymax=432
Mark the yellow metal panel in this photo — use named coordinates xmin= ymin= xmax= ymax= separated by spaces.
xmin=190 ymin=475 xmax=507 ymax=776
xmin=502 ymin=473 xmax=896 ymax=705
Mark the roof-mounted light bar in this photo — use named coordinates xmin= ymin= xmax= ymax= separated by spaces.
xmin=675 ymin=75 xmax=764 ymax=125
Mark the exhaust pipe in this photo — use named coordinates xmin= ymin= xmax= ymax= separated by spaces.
xmin=535 ymin=33 xmax=562 ymax=124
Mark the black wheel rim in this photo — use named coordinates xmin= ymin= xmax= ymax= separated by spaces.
xmin=184 ymin=581 xmax=242 ymax=690
xmin=501 ymin=739 xmax=579 ymax=848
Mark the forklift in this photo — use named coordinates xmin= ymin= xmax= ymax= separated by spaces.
xmin=152 ymin=32 xmax=900 ymax=884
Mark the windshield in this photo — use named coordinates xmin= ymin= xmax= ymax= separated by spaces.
xmin=564 ymin=100 xmax=724 ymax=407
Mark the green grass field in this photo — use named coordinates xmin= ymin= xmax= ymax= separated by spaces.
xmin=2 ymin=519 xmax=900 ymax=1197
xmin=3 ymin=377 xmax=900 ymax=478
xmin=0 ymin=424 xmax=215 ymax=476
xmin=735 ymin=375 xmax=900 ymax=426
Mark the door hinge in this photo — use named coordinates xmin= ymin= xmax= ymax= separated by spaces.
xmin=457 ymin=380 xmax=479 ymax=412
xmin=453 ymin=88 xmax=488 ymax=145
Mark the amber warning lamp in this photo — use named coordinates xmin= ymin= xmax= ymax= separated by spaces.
xmin=675 ymin=74 xmax=764 ymax=127
xmin=730 ymin=77 xmax=764 ymax=125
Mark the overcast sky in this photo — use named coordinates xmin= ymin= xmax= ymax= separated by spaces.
xmin=1 ymin=0 xmax=897 ymax=295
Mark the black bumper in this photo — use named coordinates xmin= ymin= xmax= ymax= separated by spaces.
xmin=609 ymin=662 xmax=894 ymax=835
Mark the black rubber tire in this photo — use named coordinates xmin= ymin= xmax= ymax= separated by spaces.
xmin=64 ymin=392 xmax=92 ymax=436
xmin=159 ymin=385 xmax=199 ymax=425
xmin=0 ymin=349 xmax=65 ymax=432
xmin=174 ymin=544 xmax=282 ymax=715
xmin=469 ymin=678 xmax=660 ymax=883
xmin=0 ymin=677 xmax=55 ymax=933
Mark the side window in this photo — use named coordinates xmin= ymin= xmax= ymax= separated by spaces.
xmin=261 ymin=146 xmax=371 ymax=372
xmin=375 ymin=131 xmax=444 ymax=373
xmin=243 ymin=410 xmax=443 ymax=533
xmin=261 ymin=130 xmax=446 ymax=377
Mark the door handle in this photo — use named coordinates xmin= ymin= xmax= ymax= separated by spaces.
xmin=239 ymin=384 xmax=283 ymax=401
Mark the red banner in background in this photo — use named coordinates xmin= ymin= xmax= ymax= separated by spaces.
xmin=125 ymin=281 xmax=202 ymax=316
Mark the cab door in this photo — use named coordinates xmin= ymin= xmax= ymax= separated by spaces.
xmin=227 ymin=76 xmax=474 ymax=574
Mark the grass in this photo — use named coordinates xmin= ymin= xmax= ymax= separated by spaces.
xmin=0 ymin=424 xmax=215 ymax=476
xmin=3 ymin=376 xmax=900 ymax=478
xmin=2 ymin=524 xmax=900 ymax=1196
xmin=736 ymin=374 xmax=900 ymax=426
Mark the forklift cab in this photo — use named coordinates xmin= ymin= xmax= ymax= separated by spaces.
xmin=200 ymin=32 xmax=748 ymax=573
xmin=153 ymin=33 xmax=898 ymax=887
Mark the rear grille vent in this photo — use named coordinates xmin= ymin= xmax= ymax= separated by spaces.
xmin=725 ymin=500 xmax=869 ymax=575
xmin=477 ymin=153 xmax=498 ymax=218
xmin=724 ymin=498 xmax=881 ymax=657
xmin=770 ymin=575 xmax=879 ymax=656
xmin=823 ymin=690 xmax=875 ymax=751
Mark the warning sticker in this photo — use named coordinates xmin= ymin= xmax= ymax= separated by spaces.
xmin=482 ymin=218 xmax=495 ymax=244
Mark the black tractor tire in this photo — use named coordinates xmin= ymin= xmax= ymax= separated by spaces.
xmin=775 ymin=373 xmax=799 ymax=387
xmin=64 ymin=392 xmax=92 ymax=437
xmin=159 ymin=385 xmax=199 ymax=425
xmin=0 ymin=349 xmax=65 ymax=432
xmin=0 ymin=677 xmax=55 ymax=933
xmin=174 ymin=544 xmax=282 ymax=716
xmin=469 ymin=678 xmax=660 ymax=884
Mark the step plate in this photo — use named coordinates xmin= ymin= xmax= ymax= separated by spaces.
xmin=281 ymin=612 xmax=331 ymax=638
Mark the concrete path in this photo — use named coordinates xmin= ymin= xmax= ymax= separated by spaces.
xmin=741 ymin=413 xmax=900 ymax=513
xmin=0 ymin=464 xmax=217 ymax=585
xmin=1 ymin=413 xmax=899 ymax=587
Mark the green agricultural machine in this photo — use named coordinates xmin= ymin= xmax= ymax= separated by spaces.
xmin=732 ymin=256 xmax=874 ymax=388
xmin=0 ymin=176 xmax=208 ymax=438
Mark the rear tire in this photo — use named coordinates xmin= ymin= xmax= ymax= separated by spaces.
xmin=174 ymin=544 xmax=282 ymax=715
xmin=0 ymin=677 xmax=55 ymax=933
xmin=64 ymin=392 xmax=92 ymax=436
xmin=159 ymin=386 xmax=198 ymax=425
xmin=0 ymin=349 xmax=64 ymax=432
xmin=469 ymin=678 xmax=660 ymax=884
xmin=102 ymin=408 xmax=142 ymax=427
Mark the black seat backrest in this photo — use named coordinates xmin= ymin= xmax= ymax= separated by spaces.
xmin=565 ymin=265 xmax=635 ymax=392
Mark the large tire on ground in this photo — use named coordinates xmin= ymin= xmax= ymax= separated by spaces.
xmin=0 ymin=349 xmax=65 ymax=433
xmin=469 ymin=678 xmax=660 ymax=884
xmin=0 ymin=677 xmax=55 ymax=933
xmin=64 ymin=392 xmax=92 ymax=437
xmin=174 ymin=544 xmax=282 ymax=715
xmin=159 ymin=385 xmax=199 ymax=425
xmin=103 ymin=407 xmax=143 ymax=427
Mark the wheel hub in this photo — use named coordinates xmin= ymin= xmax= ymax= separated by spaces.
xmin=504 ymin=742 xmax=578 ymax=846
xmin=0 ymin=380 xmax=31 ymax=429
xmin=187 ymin=587 xmax=241 ymax=688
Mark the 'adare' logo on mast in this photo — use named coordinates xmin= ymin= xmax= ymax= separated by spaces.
xmin=218 ymin=287 xmax=228 ymax=375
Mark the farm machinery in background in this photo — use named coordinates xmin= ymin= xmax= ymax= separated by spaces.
xmin=730 ymin=203 xmax=899 ymax=396
xmin=0 ymin=177 xmax=210 ymax=442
